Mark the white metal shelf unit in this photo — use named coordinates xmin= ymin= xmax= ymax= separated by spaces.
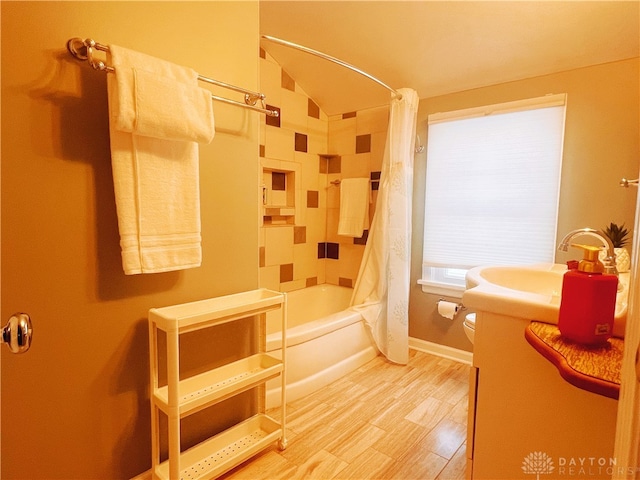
xmin=148 ymin=289 xmax=287 ymax=480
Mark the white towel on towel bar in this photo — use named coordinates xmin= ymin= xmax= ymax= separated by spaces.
xmin=338 ymin=178 xmax=371 ymax=237
xmin=106 ymin=44 xmax=212 ymax=274
xmin=114 ymin=68 xmax=215 ymax=143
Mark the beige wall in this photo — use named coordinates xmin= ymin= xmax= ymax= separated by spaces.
xmin=2 ymin=2 xmax=260 ymax=478
xmin=410 ymin=58 xmax=640 ymax=352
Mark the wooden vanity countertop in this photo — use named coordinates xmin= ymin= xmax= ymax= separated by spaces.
xmin=524 ymin=321 xmax=622 ymax=400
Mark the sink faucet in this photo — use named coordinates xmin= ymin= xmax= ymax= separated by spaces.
xmin=557 ymin=228 xmax=618 ymax=275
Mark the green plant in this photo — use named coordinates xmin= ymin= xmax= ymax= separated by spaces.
xmin=603 ymin=222 xmax=630 ymax=248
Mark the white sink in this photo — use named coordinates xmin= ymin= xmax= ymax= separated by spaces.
xmin=474 ymin=264 xmax=565 ymax=297
xmin=463 ymin=263 xmax=629 ymax=337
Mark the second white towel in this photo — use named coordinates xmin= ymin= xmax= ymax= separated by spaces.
xmin=107 ymin=44 xmax=213 ymax=275
xmin=338 ymin=178 xmax=371 ymax=238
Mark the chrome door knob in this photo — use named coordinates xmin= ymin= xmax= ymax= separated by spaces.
xmin=2 ymin=313 xmax=33 ymax=354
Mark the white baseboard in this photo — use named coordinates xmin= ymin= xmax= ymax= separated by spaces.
xmin=409 ymin=336 xmax=473 ymax=365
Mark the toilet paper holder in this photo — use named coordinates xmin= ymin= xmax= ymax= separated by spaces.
xmin=437 ymin=299 xmax=465 ymax=319
xmin=438 ymin=298 xmax=465 ymax=310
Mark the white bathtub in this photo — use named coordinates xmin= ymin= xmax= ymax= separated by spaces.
xmin=265 ymin=284 xmax=378 ymax=408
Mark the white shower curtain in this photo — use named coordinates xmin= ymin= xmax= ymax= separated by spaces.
xmin=350 ymin=88 xmax=419 ymax=365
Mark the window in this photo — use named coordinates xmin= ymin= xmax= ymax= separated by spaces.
xmin=420 ymin=94 xmax=566 ymax=295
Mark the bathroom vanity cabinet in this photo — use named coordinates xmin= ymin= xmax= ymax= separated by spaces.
xmin=148 ymin=289 xmax=287 ymax=480
xmin=467 ymin=311 xmax=618 ymax=480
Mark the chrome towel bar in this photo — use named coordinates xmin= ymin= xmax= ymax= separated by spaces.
xmin=66 ymin=37 xmax=279 ymax=117
xmin=620 ymin=178 xmax=639 ymax=188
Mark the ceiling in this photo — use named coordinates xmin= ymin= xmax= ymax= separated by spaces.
xmin=260 ymin=1 xmax=640 ymax=116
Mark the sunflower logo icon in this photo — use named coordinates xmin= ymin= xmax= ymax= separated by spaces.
xmin=522 ymin=451 xmax=555 ymax=479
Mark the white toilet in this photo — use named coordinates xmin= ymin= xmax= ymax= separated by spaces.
xmin=463 ymin=313 xmax=476 ymax=344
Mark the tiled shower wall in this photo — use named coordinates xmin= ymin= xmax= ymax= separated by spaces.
xmin=259 ymin=49 xmax=389 ymax=292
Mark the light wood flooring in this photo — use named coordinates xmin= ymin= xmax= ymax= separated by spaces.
xmin=221 ymin=349 xmax=471 ymax=480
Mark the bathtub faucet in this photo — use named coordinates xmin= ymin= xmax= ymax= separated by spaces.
xmin=557 ymin=227 xmax=618 ymax=275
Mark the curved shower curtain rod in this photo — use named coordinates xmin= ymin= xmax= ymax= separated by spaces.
xmin=261 ymin=35 xmax=402 ymax=100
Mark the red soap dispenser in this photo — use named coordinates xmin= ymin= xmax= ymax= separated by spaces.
xmin=558 ymin=244 xmax=618 ymax=345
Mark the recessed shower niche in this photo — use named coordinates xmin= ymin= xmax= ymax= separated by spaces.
xmin=261 ymin=159 xmax=301 ymax=226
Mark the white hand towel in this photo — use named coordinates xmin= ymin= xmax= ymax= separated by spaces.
xmin=116 ymin=68 xmax=215 ymax=143
xmin=107 ymin=45 xmax=211 ymax=274
xmin=338 ymin=178 xmax=371 ymax=238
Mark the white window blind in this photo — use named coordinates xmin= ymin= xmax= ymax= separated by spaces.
xmin=421 ymin=94 xmax=566 ymax=292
